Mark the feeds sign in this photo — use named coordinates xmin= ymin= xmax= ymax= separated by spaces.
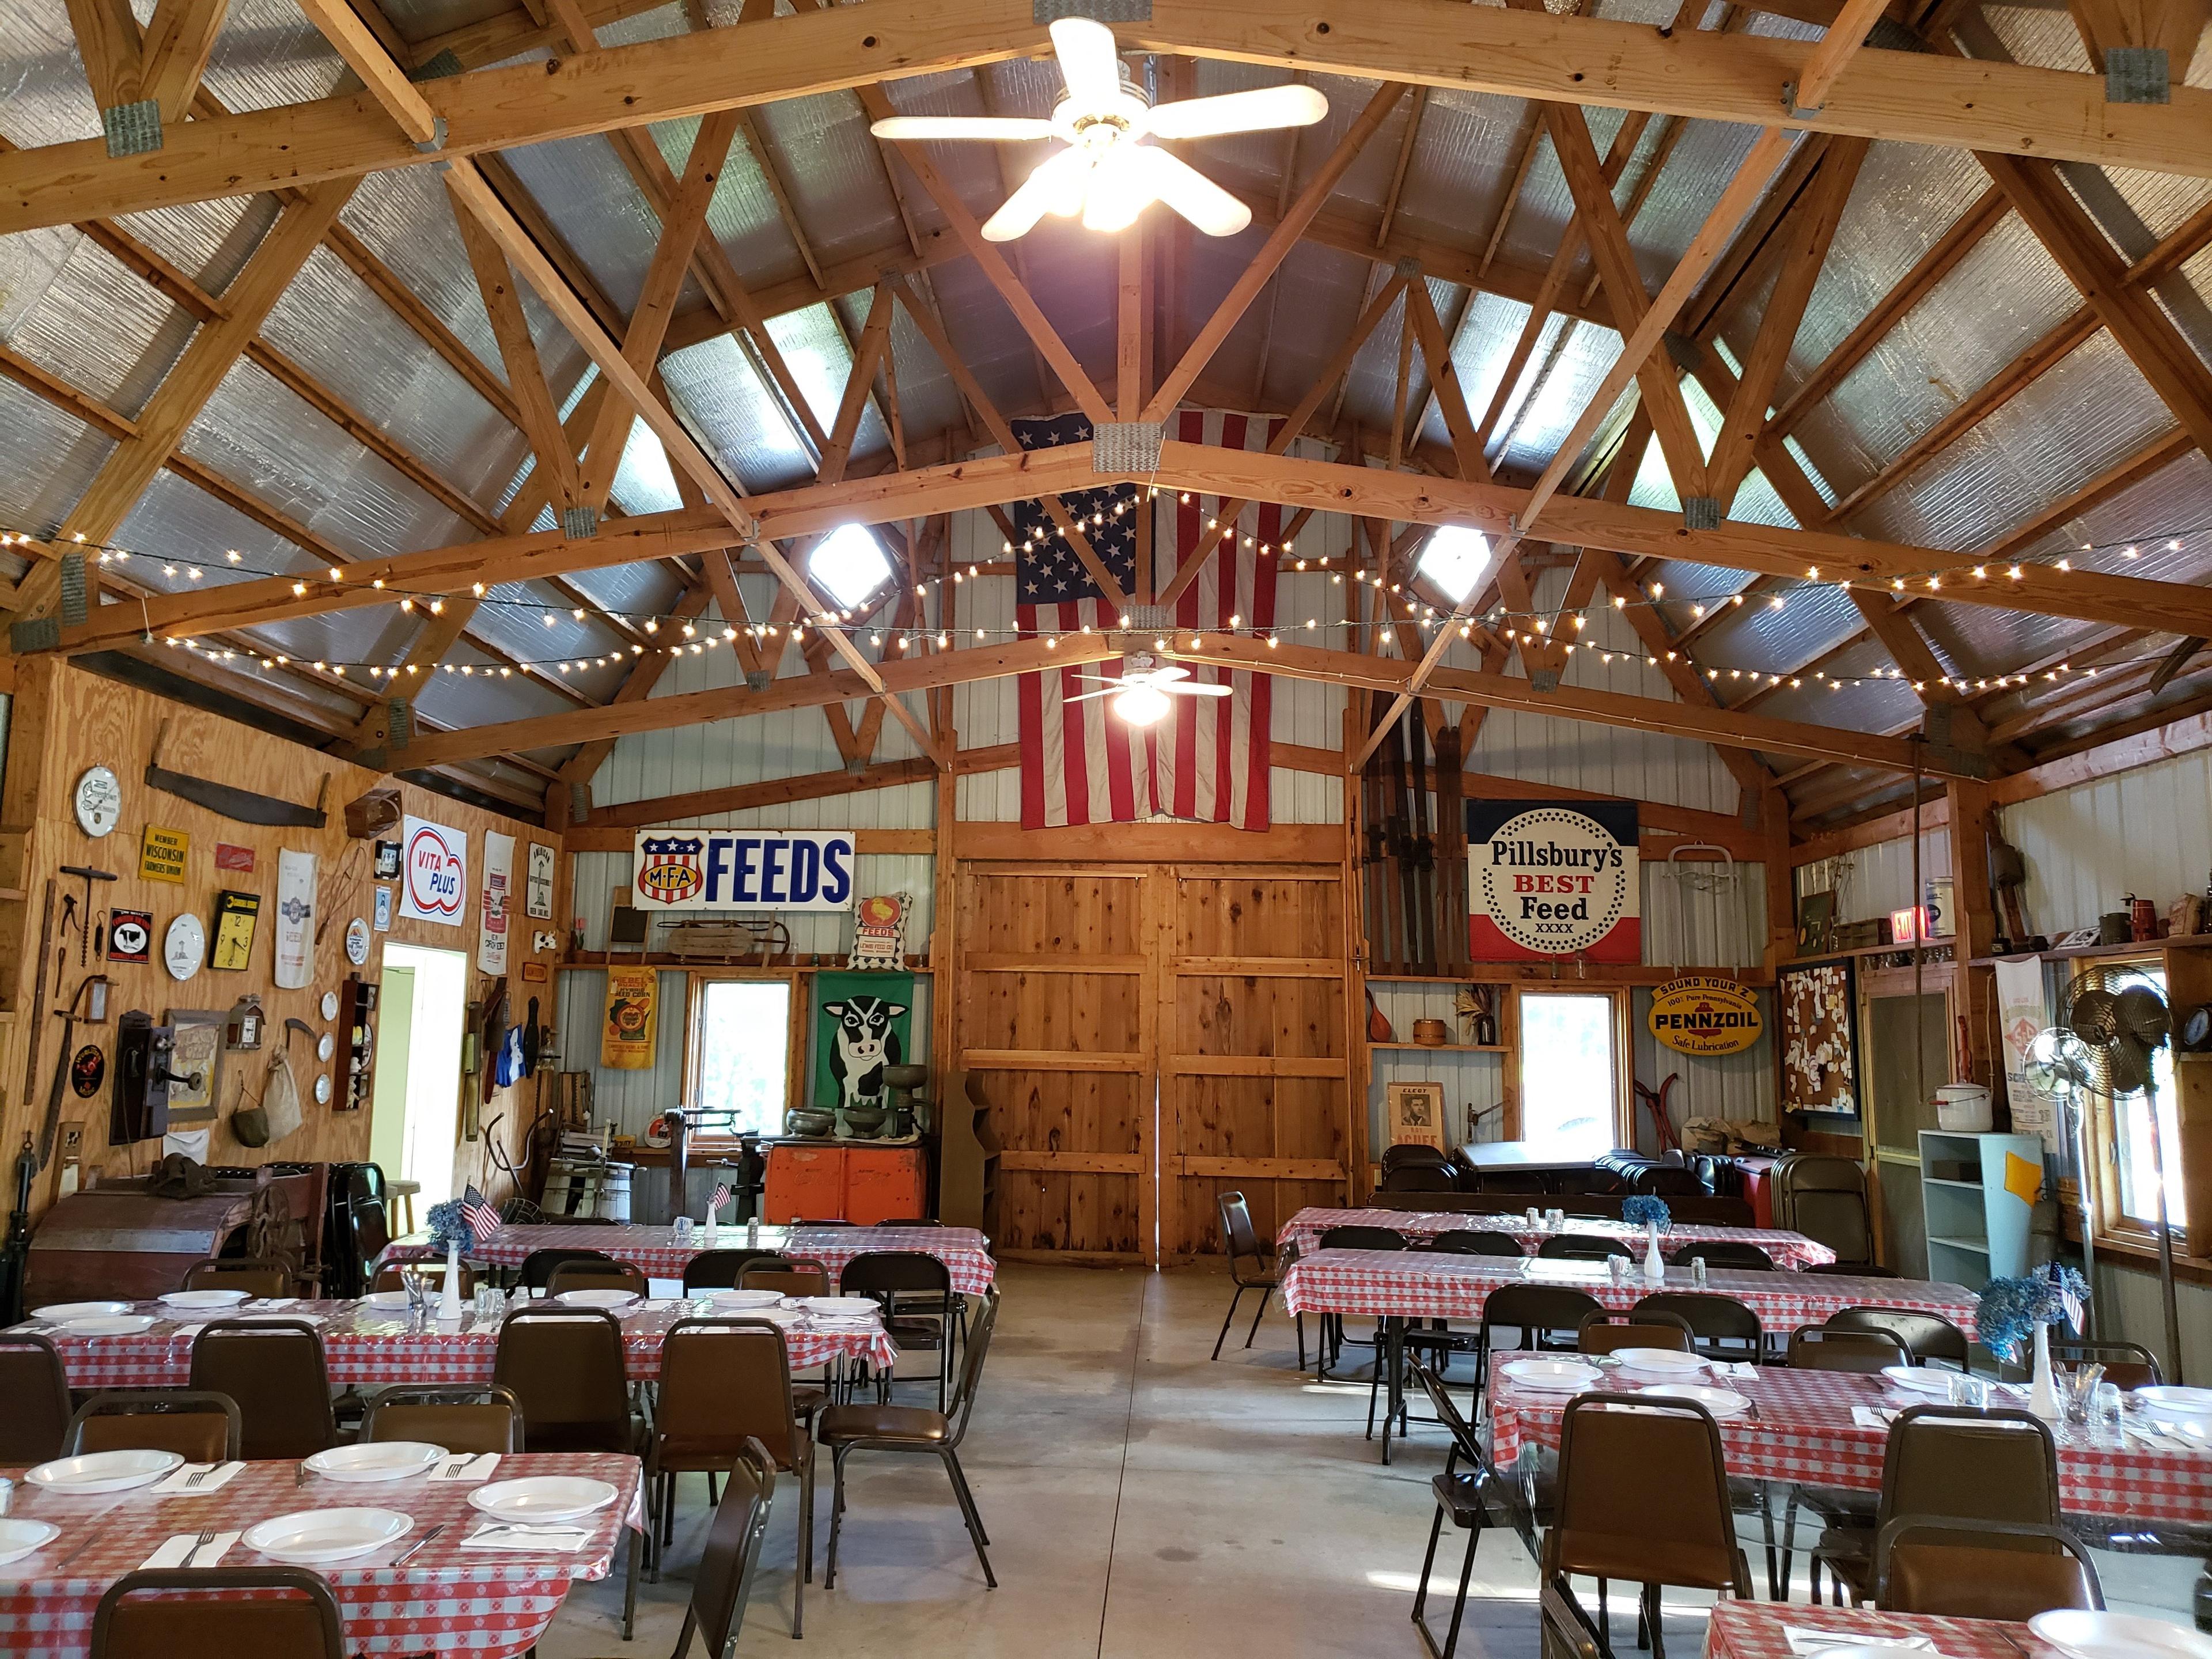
xmin=1647 ymin=975 xmax=1763 ymax=1056
xmin=399 ymin=815 xmax=468 ymax=927
xmin=1465 ymin=801 xmax=1640 ymax=963
xmin=631 ymin=829 xmax=855 ymax=912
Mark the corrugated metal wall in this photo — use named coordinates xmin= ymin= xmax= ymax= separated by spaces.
xmin=1797 ymin=824 xmax=1953 ymax=923
xmin=2007 ymin=751 xmax=2212 ymax=934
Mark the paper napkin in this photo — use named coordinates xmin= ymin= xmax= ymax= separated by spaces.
xmin=257 ymin=1297 xmax=298 ymax=1309
xmin=429 ymin=1453 xmax=501 ymax=1482
xmin=461 ymin=1524 xmax=594 ymax=1552
xmin=141 ymin=1531 xmax=241 ymax=1569
xmin=1785 ymin=1629 xmax=1937 ymax=1656
xmin=151 ymin=1462 xmax=244 ymax=1494
xmin=1850 ymin=1407 xmax=1898 ymax=1429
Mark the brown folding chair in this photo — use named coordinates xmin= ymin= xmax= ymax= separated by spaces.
xmin=369 ymin=1260 xmax=476 ymax=1298
xmin=1771 ymin=1154 xmax=1876 ymax=1270
xmin=2049 ymin=1338 xmax=2162 ymax=1389
xmin=667 ymin=1438 xmax=779 ymax=1659
xmin=1874 ymin=1516 xmax=2102 ymax=1619
xmin=188 ymin=1320 xmax=338 ymax=1461
xmin=1543 ymin=1393 xmax=1751 ymax=1659
xmin=180 ymin=1257 xmax=294 ymax=1298
xmin=1786 ymin=1324 xmax=1908 ymax=1372
xmin=1211 ymin=1192 xmax=1302 ymax=1366
xmin=839 ymin=1251 xmax=956 ymax=1408
xmin=1576 ymin=1310 xmax=1695 ymax=1356
xmin=1668 ymin=1241 xmax=1775 ymax=1272
xmin=92 ymin=1567 xmax=346 ymax=1658
xmin=739 ymin=1262 xmax=832 ymax=1298
xmin=361 ymin=1384 xmax=523 ymax=1454
xmin=1409 ymin=1358 xmax=1522 ymax=1659
xmin=1635 ymin=1292 xmax=1763 ymax=1362
xmin=820 ymin=1289 xmax=999 ymax=1592
xmin=518 ymin=1247 xmax=616 ymax=1291
xmin=1474 ymin=1285 xmax=1604 ymax=1407
xmin=1825 ymin=1307 xmax=1969 ymax=1370
xmin=0 ymin=1332 xmax=72 ymax=1463
xmin=1536 ymin=1234 xmax=1633 ymax=1262
xmin=66 ymin=1392 xmax=241 ymax=1463
xmin=649 ymin=1319 xmax=817 ymax=1638
xmin=1430 ymin=1230 xmax=1527 ymax=1257
xmin=682 ymin=1250 xmax=787 ymax=1293
xmin=1381 ymin=1164 xmax=1461 ymax=1193
xmin=546 ymin=1259 xmax=650 ymax=1300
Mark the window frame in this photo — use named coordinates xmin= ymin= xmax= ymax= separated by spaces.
xmin=1510 ymin=984 xmax=1630 ymax=1156
xmin=2080 ymin=953 xmax=2187 ymax=1249
xmin=679 ymin=968 xmax=806 ymax=1141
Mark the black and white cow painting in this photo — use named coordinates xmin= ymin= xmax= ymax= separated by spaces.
xmin=824 ymin=995 xmax=907 ymax=1114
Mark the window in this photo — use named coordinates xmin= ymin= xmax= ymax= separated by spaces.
xmin=810 ymin=523 xmax=892 ymax=608
xmin=687 ymin=978 xmax=793 ymax=1136
xmin=1517 ymin=991 xmax=1622 ymax=1158
xmin=2109 ymin=965 xmax=2187 ymax=1234
xmin=1418 ymin=525 xmax=1493 ymax=602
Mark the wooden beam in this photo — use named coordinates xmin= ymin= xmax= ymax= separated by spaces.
xmin=63 ymin=0 xmax=145 ymax=112
xmin=1787 ymin=0 xmax=1896 ymax=111
xmin=291 ymin=0 xmax=443 ymax=145
xmin=1142 ymin=81 xmax=1408 ymax=423
xmin=139 ymin=0 xmax=230 ymax=122
xmin=448 ymin=176 xmax=580 ymax=513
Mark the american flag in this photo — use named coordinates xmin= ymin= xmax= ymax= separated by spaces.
xmin=709 ymin=1181 xmax=730 ymax=1216
xmin=461 ymin=1184 xmax=501 ymax=1244
xmin=1014 ymin=409 xmax=1282 ymax=831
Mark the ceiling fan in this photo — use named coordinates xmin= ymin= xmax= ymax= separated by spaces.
xmin=1063 ymin=652 xmax=1232 ymax=725
xmin=867 ymin=18 xmax=1328 ymax=241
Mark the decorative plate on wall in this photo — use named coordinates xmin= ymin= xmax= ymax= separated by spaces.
xmin=163 ymin=914 xmax=204 ymax=981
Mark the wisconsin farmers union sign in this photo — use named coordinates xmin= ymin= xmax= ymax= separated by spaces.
xmin=1464 ymin=801 xmax=1641 ymax=963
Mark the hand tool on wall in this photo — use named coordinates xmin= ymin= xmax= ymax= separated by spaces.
xmin=56 ymin=865 xmax=117 ymax=965
xmin=146 ymin=718 xmax=328 ymax=827
xmin=20 ymin=880 xmax=56 ymax=1109
xmin=1634 ymin=1073 xmax=1681 ymax=1157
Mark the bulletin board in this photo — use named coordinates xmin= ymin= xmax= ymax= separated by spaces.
xmin=1779 ymin=960 xmax=1859 ymax=1117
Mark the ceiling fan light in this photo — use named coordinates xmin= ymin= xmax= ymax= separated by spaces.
xmin=983 ymin=146 xmax=1096 ymax=240
xmin=1113 ymin=684 xmax=1173 ymax=726
xmin=1082 ymin=145 xmax=1157 ymax=232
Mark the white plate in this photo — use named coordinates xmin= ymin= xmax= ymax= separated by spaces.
xmin=469 ymin=1476 xmax=619 ymax=1524
xmin=58 ymin=1315 xmax=157 ymax=1336
xmin=795 ymin=1297 xmax=877 ymax=1317
xmin=2137 ymin=1387 xmax=2212 ymax=1416
xmin=32 ymin=1302 xmax=132 ymax=1321
xmin=25 ymin=1449 xmax=183 ymax=1494
xmin=362 ymin=1290 xmax=413 ymax=1310
xmin=2030 ymin=1610 xmax=2212 ymax=1659
xmin=707 ymin=1289 xmax=782 ymax=1309
xmin=554 ymin=1289 xmax=639 ymax=1309
xmin=304 ymin=1442 xmax=446 ymax=1483
xmin=1500 ymin=1358 xmax=1603 ymax=1393
xmin=160 ymin=1289 xmax=252 ymax=1310
xmin=1614 ymin=1348 xmax=1705 ymax=1377
xmin=244 ymin=1508 xmax=412 ymax=1565
xmin=1636 ymin=1382 xmax=1751 ymax=1418
xmin=225 ymin=1312 xmax=321 ymax=1325
xmin=0 ymin=1520 xmax=60 ymax=1567
xmin=1880 ymin=1365 xmax=1952 ymax=1395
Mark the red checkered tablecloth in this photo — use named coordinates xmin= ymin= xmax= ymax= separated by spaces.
xmin=18 ymin=1297 xmax=897 ymax=1390
xmin=1278 ymin=1207 xmax=1836 ymax=1270
xmin=380 ymin=1224 xmax=997 ymax=1294
xmin=1280 ymin=1248 xmax=1978 ymax=1336
xmin=1705 ymin=1602 xmax=2061 ymax=1659
xmin=0 ymin=1452 xmax=642 ymax=1657
xmin=1488 ymin=1362 xmax=2212 ymax=1527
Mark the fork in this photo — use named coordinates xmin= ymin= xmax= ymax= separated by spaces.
xmin=442 ymin=1456 xmax=472 ymax=1479
xmin=180 ymin=1528 xmax=218 ymax=1568
xmin=184 ymin=1463 xmax=219 ymax=1490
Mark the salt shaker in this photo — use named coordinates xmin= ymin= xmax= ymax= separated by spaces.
xmin=1525 ymin=1206 xmax=1541 ymax=1231
xmin=1691 ymin=1255 xmax=1709 ymax=1289
xmin=673 ymin=1214 xmax=695 ymax=1246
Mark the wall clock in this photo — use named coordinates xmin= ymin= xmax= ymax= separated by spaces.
xmin=74 ymin=766 xmax=122 ymax=837
xmin=164 ymin=914 xmax=204 ymax=980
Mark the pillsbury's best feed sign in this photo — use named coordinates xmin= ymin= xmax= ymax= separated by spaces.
xmin=1464 ymin=800 xmax=1640 ymax=963
xmin=631 ymin=829 xmax=856 ymax=912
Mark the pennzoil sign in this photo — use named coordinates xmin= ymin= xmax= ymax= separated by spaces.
xmin=1647 ymin=975 xmax=1763 ymax=1056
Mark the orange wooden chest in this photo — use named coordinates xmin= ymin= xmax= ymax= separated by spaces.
xmin=762 ymin=1143 xmax=926 ymax=1224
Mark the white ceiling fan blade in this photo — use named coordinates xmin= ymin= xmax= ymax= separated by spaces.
xmin=982 ymin=147 xmax=1095 ymax=241
xmin=1048 ymin=16 xmax=1124 ymax=108
xmin=1163 ymin=681 xmax=1233 ymax=697
xmin=1149 ymin=663 xmax=1192 ymax=681
xmin=1137 ymin=149 xmax=1252 ymax=237
xmin=1063 ymin=685 xmax=1122 ymax=703
xmin=869 ymin=115 xmax=1056 ymax=142
xmin=1145 ymin=84 xmax=1330 ymax=140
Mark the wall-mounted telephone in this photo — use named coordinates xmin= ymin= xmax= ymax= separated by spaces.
xmin=111 ymin=1010 xmax=203 ymax=1146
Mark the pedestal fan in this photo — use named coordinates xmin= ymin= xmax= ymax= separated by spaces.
xmin=2028 ymin=964 xmax=2182 ymax=1378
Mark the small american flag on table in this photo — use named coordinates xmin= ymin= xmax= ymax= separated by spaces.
xmin=710 ymin=1181 xmax=731 ymax=1217
xmin=461 ymin=1184 xmax=501 ymax=1244
xmin=1013 ymin=410 xmax=1283 ymax=831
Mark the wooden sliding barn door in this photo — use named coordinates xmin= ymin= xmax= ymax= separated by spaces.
xmin=957 ymin=868 xmax=1155 ymax=1263
xmin=1162 ymin=866 xmax=1353 ymax=1259
xmin=956 ymin=861 xmax=1354 ymax=1267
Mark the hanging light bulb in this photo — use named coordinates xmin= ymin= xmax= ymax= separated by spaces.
xmin=1113 ymin=684 xmax=1172 ymax=726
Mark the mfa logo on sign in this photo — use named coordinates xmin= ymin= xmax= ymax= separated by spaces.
xmin=402 ymin=817 xmax=467 ymax=925
xmin=639 ymin=836 xmax=705 ymax=904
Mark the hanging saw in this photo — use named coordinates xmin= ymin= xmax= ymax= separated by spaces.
xmin=146 ymin=719 xmax=329 ymax=827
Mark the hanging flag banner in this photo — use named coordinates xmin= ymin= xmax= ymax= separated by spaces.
xmin=400 ymin=815 xmax=468 ymax=927
xmin=1995 ymin=954 xmax=2061 ymax=1155
xmin=630 ymin=828 xmax=855 ymax=912
xmin=480 ymin=831 xmax=514 ymax=975
xmin=1465 ymin=800 xmax=1641 ymax=963
xmin=274 ymin=848 xmax=317 ymax=988
xmin=601 ymin=963 xmax=659 ymax=1069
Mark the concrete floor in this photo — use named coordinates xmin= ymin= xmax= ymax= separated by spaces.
xmin=539 ymin=1260 xmax=2204 ymax=1658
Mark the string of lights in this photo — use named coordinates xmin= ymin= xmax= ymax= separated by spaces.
xmin=3 ymin=513 xmax=2203 ymax=699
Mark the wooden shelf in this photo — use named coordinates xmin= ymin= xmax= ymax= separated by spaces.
xmin=1792 ymin=936 xmax=1957 ymax=967
xmin=1929 ymin=1234 xmax=1991 ymax=1254
xmin=1968 ymin=934 xmax=2212 ymax=968
xmin=1923 ymin=1177 xmax=1986 ymax=1191
xmin=559 ymin=953 xmax=937 ymax=973
xmin=1370 ymin=1041 xmax=1509 ymax=1053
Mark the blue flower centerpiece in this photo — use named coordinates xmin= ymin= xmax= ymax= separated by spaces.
xmin=425 ymin=1199 xmax=472 ymax=1252
xmin=1621 ymin=1196 xmax=1672 ymax=1232
xmin=1976 ymin=1260 xmax=2089 ymax=1403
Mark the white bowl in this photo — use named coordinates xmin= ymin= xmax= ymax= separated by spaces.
xmin=0 ymin=1520 xmax=60 ymax=1567
xmin=1613 ymin=1347 xmax=1705 ymax=1378
xmin=1637 ymin=1382 xmax=1751 ymax=1418
xmin=32 ymin=1302 xmax=132 ymax=1321
xmin=304 ymin=1442 xmax=446 ymax=1483
xmin=26 ymin=1449 xmax=183 ymax=1494
xmin=2030 ymin=1610 xmax=2212 ymax=1659
xmin=707 ymin=1289 xmax=782 ymax=1310
xmin=243 ymin=1508 xmax=412 ymax=1565
xmin=1499 ymin=1358 xmax=1603 ymax=1393
xmin=58 ymin=1315 xmax=157 ymax=1336
xmin=1881 ymin=1365 xmax=1953 ymax=1396
xmin=160 ymin=1289 xmax=253 ymax=1309
xmin=796 ymin=1297 xmax=877 ymax=1317
xmin=554 ymin=1289 xmax=639 ymax=1309
xmin=469 ymin=1476 xmax=619 ymax=1524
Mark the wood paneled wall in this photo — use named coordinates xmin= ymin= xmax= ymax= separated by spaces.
xmin=0 ymin=660 xmax=565 ymax=1226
